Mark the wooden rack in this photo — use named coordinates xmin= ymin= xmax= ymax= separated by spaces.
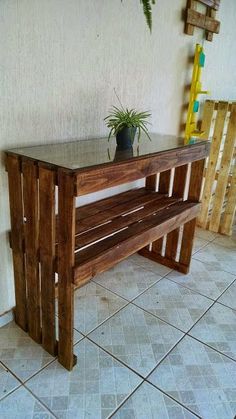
xmin=185 ymin=0 xmax=221 ymax=41
xmin=198 ymin=100 xmax=236 ymax=235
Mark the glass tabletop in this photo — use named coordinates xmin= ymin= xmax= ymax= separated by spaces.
xmin=8 ymin=133 xmax=205 ymax=171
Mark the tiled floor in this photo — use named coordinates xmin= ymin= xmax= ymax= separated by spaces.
xmin=0 ymin=228 xmax=235 ymax=418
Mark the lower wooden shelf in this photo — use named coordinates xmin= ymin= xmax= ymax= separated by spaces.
xmin=66 ymin=188 xmax=200 ymax=286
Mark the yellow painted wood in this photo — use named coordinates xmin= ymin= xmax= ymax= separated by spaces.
xmin=209 ymin=103 xmax=236 ymax=232
xmin=219 ymin=159 xmax=236 ymax=235
xmin=198 ymin=101 xmax=228 ymax=228
xmin=200 ymin=100 xmax=215 ymax=140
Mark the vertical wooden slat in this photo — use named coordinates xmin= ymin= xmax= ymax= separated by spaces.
xmin=6 ymin=155 xmax=27 ymax=331
xmin=179 ymin=159 xmax=205 ymax=268
xmin=198 ymin=101 xmax=228 ymax=228
xmin=145 ymin=174 xmax=157 ymax=191
xmin=220 ymin=163 xmax=236 ymax=235
xmin=209 ymin=103 xmax=236 ymax=232
xmin=152 ymin=170 xmax=171 ymax=254
xmin=39 ymin=166 xmax=57 ymax=356
xmin=22 ymin=160 xmax=41 ymax=343
xmin=206 ymin=6 xmax=216 ymax=41
xmin=58 ymin=170 xmax=76 ymax=370
xmin=185 ymin=0 xmax=196 ymax=35
xmin=201 ymin=100 xmax=216 ymax=140
xmin=165 ymin=164 xmax=188 ymax=260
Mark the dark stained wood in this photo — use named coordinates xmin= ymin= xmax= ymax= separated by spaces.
xmin=6 ymin=155 xmax=27 ymax=331
xmin=145 ymin=174 xmax=157 ymax=191
xmin=165 ymin=165 xmax=188 ymax=260
xmin=75 ymin=142 xmax=210 ymax=196
xmin=75 ymin=197 xmax=179 ymax=249
xmin=152 ymin=170 xmax=171 ymax=254
xmin=39 ymin=167 xmax=57 ymax=356
xmin=74 ymin=202 xmax=200 ymax=285
xmin=179 ymin=159 xmax=205 ymax=266
xmin=22 ymin=160 xmax=41 ymax=343
xmin=139 ymin=249 xmax=190 ymax=274
xmin=57 ymin=170 xmax=76 ymax=370
xmin=76 ymin=188 xmax=148 ymax=221
xmin=186 ymin=8 xmax=220 ymax=33
xmin=76 ymin=191 xmax=165 ymax=234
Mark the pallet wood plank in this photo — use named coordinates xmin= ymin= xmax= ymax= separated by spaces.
xmin=74 ymin=202 xmax=200 ymax=284
xmin=75 ymin=142 xmax=210 ymax=196
xmin=165 ymin=165 xmax=188 ymax=260
xmin=201 ymin=100 xmax=216 ymax=140
xmin=75 ymin=197 xmax=179 ymax=249
xmin=22 ymin=160 xmax=41 ymax=343
xmin=209 ymin=103 xmax=236 ymax=232
xmin=198 ymin=101 xmax=228 ymax=228
xmin=76 ymin=191 xmax=164 ymax=233
xmin=220 ymin=163 xmax=236 ymax=235
xmin=6 ymin=155 xmax=27 ymax=331
xmin=179 ymin=159 xmax=205 ymax=267
xmin=198 ymin=0 xmax=220 ymax=10
xmin=57 ymin=170 xmax=76 ymax=370
xmin=152 ymin=170 xmax=172 ymax=254
xmin=185 ymin=0 xmax=196 ymax=35
xmin=39 ymin=167 xmax=57 ymax=356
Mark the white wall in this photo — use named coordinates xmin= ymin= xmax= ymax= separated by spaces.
xmin=1 ymin=0 xmax=236 ymax=314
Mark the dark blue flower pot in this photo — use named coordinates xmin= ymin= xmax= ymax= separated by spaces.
xmin=116 ymin=127 xmax=137 ymax=150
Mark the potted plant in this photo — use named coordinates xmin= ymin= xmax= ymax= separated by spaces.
xmin=104 ymin=106 xmax=152 ymax=150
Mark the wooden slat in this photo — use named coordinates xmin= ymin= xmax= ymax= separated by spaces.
xmin=220 ymin=163 xmax=236 ymax=235
xmin=185 ymin=0 xmax=196 ymax=35
xmin=186 ymin=8 xmax=220 ymax=34
xmin=138 ymin=249 xmax=189 ymax=274
xmin=39 ymin=167 xmax=57 ymax=356
xmin=75 ymin=197 xmax=179 ymax=249
xmin=198 ymin=0 xmax=220 ymax=10
xmin=76 ymin=188 xmax=147 ymax=221
xmin=74 ymin=201 xmax=200 ymax=284
xmin=209 ymin=103 xmax=236 ymax=232
xmin=76 ymin=191 xmax=165 ymax=234
xmin=201 ymin=100 xmax=215 ymax=140
xmin=22 ymin=160 xmax=41 ymax=343
xmin=165 ymin=165 xmax=188 ymax=260
xmin=179 ymin=159 xmax=205 ymax=267
xmin=75 ymin=142 xmax=210 ymax=196
xmin=6 ymin=155 xmax=27 ymax=331
xmin=145 ymin=174 xmax=157 ymax=191
xmin=152 ymin=170 xmax=171 ymax=254
xmin=57 ymin=170 xmax=76 ymax=370
xmin=206 ymin=6 xmax=216 ymax=41
xmin=198 ymin=101 xmax=228 ymax=228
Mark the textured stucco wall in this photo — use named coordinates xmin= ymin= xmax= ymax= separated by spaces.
xmin=1 ymin=0 xmax=236 ymax=313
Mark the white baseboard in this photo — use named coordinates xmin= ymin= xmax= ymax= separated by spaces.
xmin=0 ymin=309 xmax=14 ymax=327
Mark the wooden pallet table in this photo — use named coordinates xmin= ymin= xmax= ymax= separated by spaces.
xmin=5 ymin=134 xmax=209 ymax=370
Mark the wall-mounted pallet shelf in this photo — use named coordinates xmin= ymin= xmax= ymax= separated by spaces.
xmin=185 ymin=0 xmax=221 ymax=41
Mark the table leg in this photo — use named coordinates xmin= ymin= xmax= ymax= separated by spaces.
xmin=7 ymin=155 xmax=27 ymax=331
xmin=57 ymin=170 xmax=76 ymax=370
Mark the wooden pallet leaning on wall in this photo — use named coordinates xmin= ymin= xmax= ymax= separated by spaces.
xmin=198 ymin=100 xmax=236 ymax=235
xmin=185 ymin=0 xmax=220 ymax=41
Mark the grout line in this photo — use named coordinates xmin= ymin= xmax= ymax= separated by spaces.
xmin=107 ymin=380 xmax=145 ymax=418
xmin=186 ymin=333 xmax=236 ymax=364
xmin=21 ymin=357 xmax=58 ymax=385
xmin=0 ymin=382 xmax=22 ymax=403
xmin=145 ymin=381 xmax=202 ymax=419
xmin=22 ymin=384 xmax=59 ymax=419
xmin=193 ymin=254 xmax=236 ymax=277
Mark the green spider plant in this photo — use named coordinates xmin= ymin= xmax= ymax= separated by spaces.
xmin=104 ymin=106 xmax=152 ymax=142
